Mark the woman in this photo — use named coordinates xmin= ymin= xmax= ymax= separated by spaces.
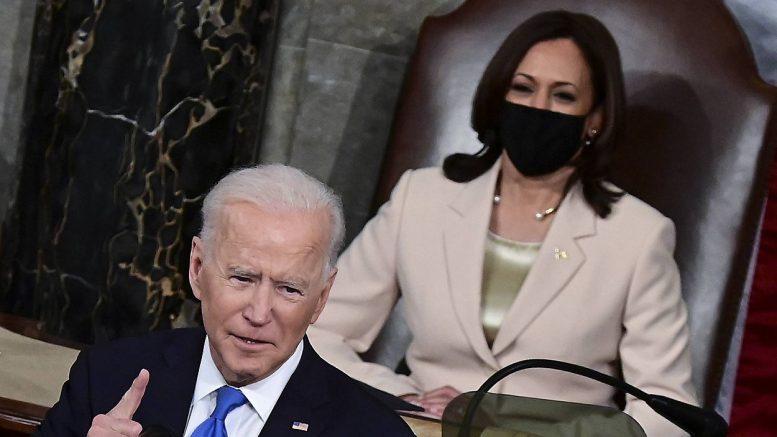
xmin=308 ymin=10 xmax=696 ymax=435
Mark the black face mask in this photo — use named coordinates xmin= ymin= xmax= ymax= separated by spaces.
xmin=497 ymin=101 xmax=587 ymax=177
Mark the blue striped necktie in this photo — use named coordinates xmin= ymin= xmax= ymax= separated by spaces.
xmin=191 ymin=386 xmax=248 ymax=437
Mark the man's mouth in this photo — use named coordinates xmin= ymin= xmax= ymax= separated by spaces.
xmin=234 ymin=334 xmax=270 ymax=345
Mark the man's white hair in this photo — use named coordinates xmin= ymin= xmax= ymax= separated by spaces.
xmin=199 ymin=164 xmax=345 ymax=273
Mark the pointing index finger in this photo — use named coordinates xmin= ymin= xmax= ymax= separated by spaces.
xmin=109 ymin=369 xmax=150 ymax=419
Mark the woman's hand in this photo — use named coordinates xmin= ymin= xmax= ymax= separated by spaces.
xmin=402 ymin=385 xmax=461 ymax=418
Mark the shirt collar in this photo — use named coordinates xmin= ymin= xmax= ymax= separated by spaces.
xmin=191 ymin=336 xmax=304 ymax=422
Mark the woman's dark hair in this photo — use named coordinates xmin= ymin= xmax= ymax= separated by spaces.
xmin=443 ymin=10 xmax=625 ymax=218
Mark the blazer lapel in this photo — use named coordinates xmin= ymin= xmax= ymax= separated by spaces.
xmin=260 ymin=337 xmax=331 ymax=436
xmin=491 ymin=185 xmax=596 ymax=355
xmin=443 ymin=163 xmax=500 ymax=368
xmin=140 ymin=328 xmax=205 ymax=435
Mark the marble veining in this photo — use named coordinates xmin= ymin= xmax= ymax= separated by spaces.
xmin=0 ymin=0 xmax=278 ymax=344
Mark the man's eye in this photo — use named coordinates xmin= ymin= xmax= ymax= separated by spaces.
xmin=280 ymin=286 xmax=302 ymax=296
xmin=231 ymin=276 xmax=252 ymax=283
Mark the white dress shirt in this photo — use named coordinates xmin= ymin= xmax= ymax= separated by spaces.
xmin=182 ymin=337 xmax=303 ymax=437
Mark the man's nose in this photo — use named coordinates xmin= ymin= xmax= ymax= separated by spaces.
xmin=242 ymin=285 xmax=272 ymax=325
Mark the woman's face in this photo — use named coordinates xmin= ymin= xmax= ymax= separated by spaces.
xmin=506 ymin=38 xmax=599 ymax=120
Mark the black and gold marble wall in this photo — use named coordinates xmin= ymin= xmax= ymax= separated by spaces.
xmin=0 ymin=0 xmax=279 ymax=344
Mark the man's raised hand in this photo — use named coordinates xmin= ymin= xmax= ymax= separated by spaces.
xmin=87 ymin=369 xmax=149 ymax=437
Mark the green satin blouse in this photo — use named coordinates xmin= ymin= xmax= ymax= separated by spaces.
xmin=481 ymin=230 xmax=541 ymax=347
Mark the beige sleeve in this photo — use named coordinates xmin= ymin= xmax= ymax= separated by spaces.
xmin=308 ymin=170 xmax=421 ymax=395
xmin=620 ymin=218 xmax=697 ymax=436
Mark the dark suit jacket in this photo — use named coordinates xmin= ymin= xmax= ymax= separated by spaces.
xmin=36 ymin=328 xmax=414 ymax=436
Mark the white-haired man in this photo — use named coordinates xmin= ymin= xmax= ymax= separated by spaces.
xmin=37 ymin=164 xmax=414 ymax=436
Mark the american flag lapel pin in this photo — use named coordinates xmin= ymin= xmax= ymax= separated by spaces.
xmin=291 ymin=421 xmax=309 ymax=431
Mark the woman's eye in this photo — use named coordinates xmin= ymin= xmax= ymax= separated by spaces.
xmin=555 ymin=92 xmax=577 ymax=102
xmin=511 ymin=83 xmax=532 ymax=93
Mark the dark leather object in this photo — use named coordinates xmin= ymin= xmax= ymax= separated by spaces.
xmin=374 ymin=0 xmax=777 ymax=409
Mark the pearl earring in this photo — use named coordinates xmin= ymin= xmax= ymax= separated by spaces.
xmin=584 ymin=129 xmax=599 ymax=146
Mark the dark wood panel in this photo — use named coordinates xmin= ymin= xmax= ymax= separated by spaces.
xmin=0 ymin=396 xmax=46 ymax=436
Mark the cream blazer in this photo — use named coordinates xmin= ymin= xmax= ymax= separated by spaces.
xmin=308 ymin=162 xmax=696 ymax=436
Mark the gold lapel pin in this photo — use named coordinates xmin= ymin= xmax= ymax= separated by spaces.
xmin=554 ymin=248 xmax=568 ymax=260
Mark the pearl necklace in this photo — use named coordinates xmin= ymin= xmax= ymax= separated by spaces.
xmin=493 ymin=172 xmax=560 ymax=221
xmin=492 ymin=194 xmax=559 ymax=221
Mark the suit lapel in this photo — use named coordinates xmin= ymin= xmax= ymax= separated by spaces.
xmin=491 ymin=185 xmax=596 ymax=355
xmin=260 ymin=337 xmax=331 ymax=436
xmin=139 ymin=328 xmax=205 ymax=435
xmin=443 ymin=163 xmax=500 ymax=368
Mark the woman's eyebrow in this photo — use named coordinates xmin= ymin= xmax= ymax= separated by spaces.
xmin=513 ymin=72 xmax=535 ymax=81
xmin=552 ymin=81 xmax=579 ymax=90
xmin=513 ymin=73 xmax=579 ymax=90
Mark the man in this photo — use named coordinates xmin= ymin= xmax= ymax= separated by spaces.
xmin=37 ymin=164 xmax=414 ymax=436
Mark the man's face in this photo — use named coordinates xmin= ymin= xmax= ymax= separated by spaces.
xmin=189 ymin=201 xmax=335 ymax=386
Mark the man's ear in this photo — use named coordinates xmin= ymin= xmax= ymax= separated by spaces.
xmin=310 ymin=268 xmax=336 ymax=324
xmin=189 ymin=236 xmax=205 ymax=301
